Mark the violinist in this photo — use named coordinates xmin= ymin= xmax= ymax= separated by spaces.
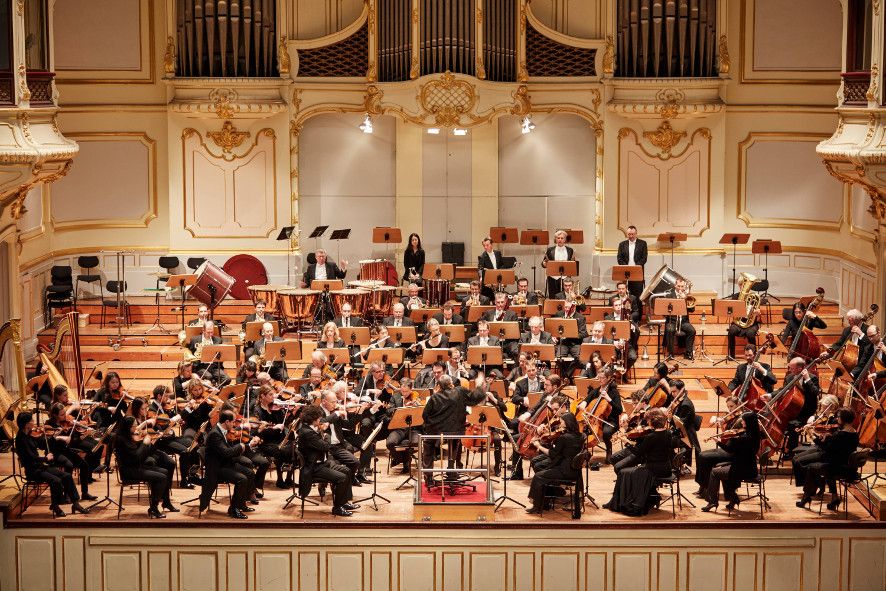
xmin=782 ymin=357 xmax=822 ymax=458
xmin=252 ymin=385 xmax=296 ymax=489
xmin=796 ymin=408 xmax=859 ymax=511
xmin=603 ymin=408 xmax=674 ymax=516
xmin=663 ymin=278 xmax=696 ymax=361
xmin=471 ymin=370 xmax=509 ymax=476
xmin=198 ymin=409 xmax=257 ymax=520
xmin=727 ymin=344 xmax=777 ymax=395
xmin=421 ymin=374 xmax=488 ymax=488
xmin=851 ymin=325 xmax=886 ymax=381
xmin=301 ymin=350 xmax=330 ymax=378
xmin=15 ymin=411 xmax=89 ymax=517
xmin=189 ymin=320 xmax=228 ymax=386
xmin=253 ymin=322 xmax=289 ymax=383
xmin=576 ymin=368 xmax=623 ymax=464
xmin=386 ymin=378 xmax=421 ymax=474
xmin=172 ymin=361 xmax=193 ymax=399
xmin=114 ymin=415 xmax=178 ymax=518
xmin=791 ymin=394 xmax=841 ymax=490
xmin=91 ymin=371 xmax=130 ymax=430
xmin=235 ymin=360 xmax=260 ymax=402
xmin=45 ymin=402 xmax=100 ymax=499
xmin=781 ymin=301 xmax=827 ymax=343
xmin=700 ymin=411 xmax=762 ymax=512
xmin=300 ymin=367 xmax=325 ymax=399
xmin=506 ymin=352 xmax=530 ymax=386
xmin=525 ymin=411 xmax=582 ymax=515
xmin=180 ymin=378 xmax=218 ymax=436
xmin=148 ymin=385 xmax=198 ymax=489
xmin=694 ymin=396 xmax=741 ymax=495
xmin=297 ymin=405 xmax=359 ymax=517
xmin=670 ymin=380 xmax=701 ymax=468
xmin=320 ymin=390 xmax=368 ymax=486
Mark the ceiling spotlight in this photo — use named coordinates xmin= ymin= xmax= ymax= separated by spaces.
xmin=427 ymin=128 xmax=441 ymax=135
xmin=359 ymin=114 xmax=373 ymax=134
xmin=453 ymin=128 xmax=468 ymax=136
xmin=521 ymin=116 xmax=536 ymax=134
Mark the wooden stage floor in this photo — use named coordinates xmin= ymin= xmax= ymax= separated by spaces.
xmin=2 ymin=450 xmax=881 ymax=528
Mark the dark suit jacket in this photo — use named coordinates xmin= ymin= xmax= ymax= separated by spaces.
xmin=400 ymin=296 xmax=429 ymax=309
xmin=422 ymin=387 xmax=486 ymax=434
xmin=616 ymin=239 xmax=648 ymax=268
xmin=519 ymin=331 xmax=554 ymax=345
xmin=333 ymin=316 xmax=365 ymax=328
xmin=482 ymin=309 xmax=518 ymax=323
xmin=609 ymin=294 xmax=641 ymax=323
xmin=544 ymin=245 xmax=575 ymax=262
xmin=202 ymin=425 xmax=244 ymax=498
xmin=382 ymin=316 xmax=415 ymax=328
xmin=466 ymin=335 xmax=501 ymax=348
xmin=727 ymin=362 xmax=778 ymax=393
xmin=831 ymin=324 xmax=868 ymax=352
xmin=297 ymin=425 xmax=332 ymax=496
xmin=512 ymin=376 xmax=544 ymax=408
xmin=241 ymin=313 xmax=277 ymax=331
xmin=459 ymin=294 xmax=490 ymax=307
xmin=188 ymin=335 xmax=222 ymax=354
xmin=432 ymin=312 xmax=464 ymax=326
xmin=513 ymin=291 xmax=539 ymax=305
xmin=303 ymin=262 xmax=346 ymax=285
xmin=478 ymin=250 xmax=505 ymax=271
xmin=552 ymin=311 xmax=588 ymax=341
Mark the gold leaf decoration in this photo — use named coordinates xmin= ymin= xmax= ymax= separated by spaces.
xmin=643 ymin=120 xmax=687 ymax=156
xmin=207 ymin=121 xmax=251 ymax=154
xmin=602 ymin=35 xmax=615 ymax=75
xmin=164 ymin=37 xmax=176 ymax=75
xmin=866 ymin=64 xmax=879 ymax=103
xmin=18 ymin=64 xmax=29 ymax=102
xmin=718 ymin=35 xmax=730 ymax=75
xmin=418 ymin=71 xmax=478 ymax=127
xmin=410 ymin=55 xmax=420 ymax=79
xmin=209 ymin=88 xmax=238 ymax=119
xmin=278 ymin=36 xmax=291 ymax=75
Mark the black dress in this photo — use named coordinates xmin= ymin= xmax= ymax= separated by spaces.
xmin=403 ymin=248 xmax=425 ymax=283
xmin=606 ymin=429 xmax=673 ymax=516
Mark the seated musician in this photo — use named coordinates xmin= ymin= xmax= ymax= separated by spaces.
xmin=609 ymin=281 xmax=641 ymax=325
xmin=603 ymin=408 xmax=674 ymax=516
xmin=553 ymin=300 xmax=589 ymax=359
xmin=417 ymin=318 xmax=450 ymax=352
xmin=781 ymin=301 xmax=827 ymax=344
xmin=701 ymin=412 xmax=762 ymax=512
xmin=513 ymin=277 xmax=539 ymax=306
xmin=507 ymin=352 xmax=530 ymax=386
xmin=413 ymin=361 xmax=444 ymax=391
xmin=663 ymin=278 xmax=696 ymax=361
xmin=828 ymin=308 xmax=868 ymax=356
xmin=526 ymin=410 xmax=584 ymax=516
xmin=319 ymin=390 xmax=368 ymax=487
xmin=235 ymin=360 xmax=260 ymax=404
xmin=575 ymin=367 xmax=623 ymax=464
xmin=553 ymin=277 xmax=585 ymax=313
xmin=147 ymin=384 xmax=198 ymax=489
xmin=297 ymin=405 xmax=360 ymax=517
xmin=179 ymin=378 xmax=218 ymax=440
xmin=433 ymin=301 xmax=464 ymax=326
xmin=851 ymin=325 xmax=886 ymax=381
xmin=172 ymin=361 xmax=193 ymax=399
xmin=333 ymin=301 xmax=364 ymax=328
xmin=514 ymin=315 xmax=556 ymax=360
xmin=387 ymin=378 xmax=423 ymax=474
xmin=466 ymin=321 xmax=502 ymax=373
xmin=694 ymin=395 xmax=741 ymax=495
xmin=300 ymin=367 xmax=325 ymax=399
xmin=510 ymin=362 xmax=544 ymax=418
xmin=114 ymin=415 xmax=178 ymax=518
xmin=633 ymin=362 xmax=672 ymax=403
xmin=240 ymin=300 xmax=276 ymax=357
xmin=580 ymin=351 xmax=605 ymax=379
xmin=604 ymin=300 xmax=639 ymax=370
xmin=782 ymin=357 xmax=822 ymax=458
xmin=252 ymin=385 xmax=296 ymax=489
xmin=482 ymin=292 xmax=518 ymax=323
xmin=330 ymin=380 xmax=375 ymax=478
xmin=318 ymin=321 xmax=346 ymax=350
xmin=512 ymin=388 xmax=569 ymax=480
xmin=91 ymin=371 xmax=130 ymax=430
xmin=670 ymin=379 xmax=701 ymax=468
xmin=15 ymin=411 xmax=90 ymax=517
xmin=198 ymin=409 xmax=258 ymax=519
xmin=400 ymin=283 xmax=427 ymax=311
xmin=44 ymin=402 xmax=99 ymax=501
xmin=382 ymin=303 xmax=415 ymax=346
xmin=302 ymin=248 xmax=347 ymax=287
xmin=791 ymin=394 xmax=841 ymax=489
xmin=727 ymin=343 xmax=777 ymax=395
xmin=29 ymin=348 xmax=53 ymax=409
xmin=189 ymin=320 xmax=228 ymax=386
xmin=420 ymin=374 xmax=489 ymax=487
xmin=459 ymin=280 xmax=490 ymax=310
xmin=188 ymin=304 xmax=211 ymax=327
xmin=301 ymin=350 xmax=329 ymax=378
xmin=796 ymin=409 xmax=859 ymax=511
xmin=446 ymin=348 xmax=470 ymax=382
xmin=542 ymin=230 xmax=576 ymax=299
xmin=252 ymin=322 xmax=288 ymax=383
xmin=727 ymin=314 xmax=761 ymax=360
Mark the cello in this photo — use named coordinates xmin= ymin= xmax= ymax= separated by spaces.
xmin=858 ymin=384 xmax=886 ymax=448
xmin=735 ymin=333 xmax=775 ymax=411
xmin=834 ymin=303 xmax=878 ymax=372
xmin=781 ymin=288 xmax=825 ymax=371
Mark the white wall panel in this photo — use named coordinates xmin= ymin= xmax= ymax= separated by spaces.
xmin=422 ymin=132 xmax=472 ymax=264
xmin=752 ymin=0 xmax=842 ymax=71
xmin=54 ymin=0 xmax=142 ymax=71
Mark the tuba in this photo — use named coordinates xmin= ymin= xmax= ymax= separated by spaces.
xmin=734 ymin=272 xmax=762 ymax=328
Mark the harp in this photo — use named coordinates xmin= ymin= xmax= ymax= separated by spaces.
xmin=39 ymin=311 xmax=83 ymax=400
xmin=0 ymin=318 xmax=27 ymax=438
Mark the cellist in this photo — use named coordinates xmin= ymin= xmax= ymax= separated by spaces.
xmin=510 ymin=375 xmax=564 ymax=479
xmin=852 ymin=325 xmax=886 ymax=383
xmin=781 ymin=357 xmax=821 ymax=458
xmin=780 ymin=302 xmax=827 ymax=345
xmin=727 ymin=344 xmax=777 ymax=396
xmin=575 ymin=367 xmax=623 ymax=464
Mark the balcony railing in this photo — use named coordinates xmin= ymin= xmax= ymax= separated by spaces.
xmin=842 ymin=71 xmax=871 ymax=106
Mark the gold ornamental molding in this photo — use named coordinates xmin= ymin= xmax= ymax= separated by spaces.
xmin=867 ymin=64 xmax=880 ymax=103
xmin=168 ymin=81 xmax=290 ymax=119
xmin=182 ymin=126 xmax=276 ymax=163
xmin=717 ymin=35 xmax=730 ymax=75
xmin=607 ymin=79 xmax=724 ymax=119
xmin=278 ymin=36 xmax=291 ymax=75
xmin=164 ymin=37 xmax=175 ymax=75
xmin=207 ymin=121 xmax=251 ymax=154
xmin=602 ymin=36 xmax=615 ymax=75
xmin=642 ymin=121 xmax=687 ymax=157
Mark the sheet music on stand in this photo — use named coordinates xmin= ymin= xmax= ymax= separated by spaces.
xmin=330 ymin=229 xmax=351 ymax=266
xmin=276 ymin=226 xmax=296 ymax=284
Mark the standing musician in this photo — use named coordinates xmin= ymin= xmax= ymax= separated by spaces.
xmin=663 ymin=278 xmax=696 ymax=361
xmin=727 ymin=344 xmax=777 ymax=395
xmin=616 ymin=225 xmax=648 ymax=315
xmin=433 ymin=302 xmax=464 ymax=326
xmin=575 ymin=368 xmax=623 ymax=464
xmin=525 ymin=411 xmax=583 ymax=515
xmin=386 ymin=378 xmax=423 ymax=474
xmin=700 ymin=412 xmax=762 ymax=512
xmin=851 ymin=325 xmax=886 ymax=381
xmin=252 ymin=385 xmax=296 ymax=489
xmin=828 ymin=308 xmax=868 ymax=355
xmin=319 ymin=391 xmax=369 ymax=487
xmin=302 ymin=248 xmax=347 ymax=286
xmin=542 ymin=230 xmax=576 ymax=299
xmin=795 ymin=408 xmax=859 ymax=511
xmin=513 ymin=277 xmax=539 ymax=306
xmin=781 ymin=357 xmax=822 ymax=457
xmin=198 ymin=409 xmax=258 ymax=519
xmin=172 ymin=361 xmax=194 ymax=399
xmin=604 ymin=300 xmax=639 ymax=370
xmin=478 ymin=236 xmax=506 ymax=300
xmin=15 ymin=411 xmax=90 ymax=517
xmin=189 ymin=320 xmax=228 ymax=386
xmin=252 ymin=322 xmax=289 ymax=383
xmin=420 ymin=374 xmax=489 ymax=487
xmin=403 ymin=233 xmax=425 ymax=284
xmin=114 ymin=415 xmax=178 ymax=518
xmin=297 ymin=405 xmax=360 ymax=516
xmin=43 ymin=402 xmax=99 ymax=501
xmin=148 ymin=384 xmax=198 ymax=489
xmin=400 ymin=283 xmax=428 ymax=311
xmin=610 ymin=281 xmax=641 ymax=325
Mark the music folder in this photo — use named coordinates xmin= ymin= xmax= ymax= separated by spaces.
xmin=438 ymin=324 xmax=466 ymax=343
xmin=467 ymin=346 xmax=503 ymax=366
xmin=317 ymin=347 xmax=349 ymax=366
xmin=519 ymin=343 xmax=555 ymax=361
xmin=366 ymin=347 xmax=404 ymax=365
xmin=340 ymin=327 xmax=370 ymax=346
xmin=263 ymin=340 xmax=301 ymax=361
xmin=200 ymin=345 xmax=237 ymax=363
xmin=544 ymin=317 xmax=579 ymax=339
xmin=579 ymin=343 xmax=616 ymax=363
xmin=421 ymin=348 xmax=452 ymax=364
xmin=244 ymin=320 xmax=280 ymax=342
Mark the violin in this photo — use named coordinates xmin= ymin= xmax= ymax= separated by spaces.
xmin=704 ymin=428 xmax=745 ymax=442
xmin=29 ymin=425 xmax=59 ymax=438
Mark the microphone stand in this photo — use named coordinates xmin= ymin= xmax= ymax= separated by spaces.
xmin=355 ymin=424 xmax=391 ymax=509
xmin=494 ymin=423 xmax=526 ymax=511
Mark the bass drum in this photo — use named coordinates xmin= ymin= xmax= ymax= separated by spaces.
xmin=639 ymin=265 xmax=689 ymax=302
xmin=189 ymin=261 xmax=235 ymax=307
xmin=223 ymin=254 xmax=269 ymax=300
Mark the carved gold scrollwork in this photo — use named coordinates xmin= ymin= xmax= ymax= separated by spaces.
xmin=9 ymin=189 xmax=27 ymax=220
xmin=207 ymin=121 xmax=251 ymax=154
xmin=16 ymin=0 xmax=22 ymax=15
xmin=602 ymin=36 xmax=615 ymax=75
xmin=164 ymin=37 xmax=176 ymax=75
xmin=18 ymin=64 xmax=29 ymax=102
xmin=209 ymin=88 xmax=238 ymax=119
xmin=418 ymin=71 xmax=478 ymax=127
xmin=642 ymin=120 xmax=688 ymax=157
xmin=718 ymin=35 xmax=730 ymax=75
xmin=867 ymin=64 xmax=880 ymax=103
xmin=411 ymin=56 xmax=420 ymax=80
xmin=278 ymin=36 xmax=291 ymax=75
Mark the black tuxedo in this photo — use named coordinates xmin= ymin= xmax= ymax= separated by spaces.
xmin=727 ymin=362 xmax=778 ymax=393
xmin=466 ymin=335 xmax=501 ymax=348
xmin=303 ymin=262 xmax=346 ymax=285
xmin=544 ymin=245 xmax=576 ymax=298
xmin=297 ymin=424 xmax=352 ymax=506
xmin=478 ymin=250 xmax=505 ymax=272
xmin=432 ymin=312 xmax=464 ymax=326
xmin=333 ymin=315 xmax=365 ymax=328
xmin=519 ymin=330 xmax=554 ymax=345
xmin=382 ymin=316 xmax=415 ymax=328
xmin=511 ymin=376 xmax=544 ymax=411
xmin=616 ymin=238 xmax=648 ymax=309
xmin=482 ymin=309 xmax=518 ymax=323
xmin=200 ymin=425 xmax=253 ymax=509
xmin=321 ymin=408 xmax=360 ymax=476
xmin=609 ymin=294 xmax=641 ymax=324
xmin=188 ymin=335 xmax=227 ymax=385
xmin=830 ymin=324 xmax=868 ymax=353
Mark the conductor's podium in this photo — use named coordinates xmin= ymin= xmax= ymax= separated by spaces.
xmin=413 ymin=433 xmax=497 ymax=522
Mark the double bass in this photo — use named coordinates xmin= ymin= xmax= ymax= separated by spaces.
xmin=781 ymin=288 xmax=825 ymax=371
xmin=735 ymin=333 xmax=775 ymax=411
xmin=834 ymin=303 xmax=878 ymax=372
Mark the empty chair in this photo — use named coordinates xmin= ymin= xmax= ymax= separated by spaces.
xmin=157 ymin=256 xmax=180 ymax=288
xmin=74 ymin=256 xmax=102 ymax=310
xmin=187 ymin=257 xmax=206 ymax=272
xmin=101 ymin=281 xmax=132 ymax=328
xmin=44 ymin=265 xmax=73 ymax=327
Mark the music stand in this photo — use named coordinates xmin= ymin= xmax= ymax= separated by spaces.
xmin=310 ymin=280 xmax=344 ymax=291
xmin=611 ymin=265 xmax=643 ymax=285
xmin=542 ymin=299 xmax=567 ymax=316
xmin=712 ymin=299 xmax=740 ymax=364
xmin=387 ymin=326 xmax=417 ymax=345
xmin=752 ymin=239 xmax=782 ymax=308
xmin=490 ymin=227 xmax=518 ymax=244
xmin=544 ymin=318 xmax=578 ymax=340
xmin=455 ymin=266 xmax=480 ymax=281
xmin=389 ymin=406 xmax=425 ymax=490
xmin=466 ymin=305 xmax=495 ymax=323
xmin=509 ymin=305 xmax=540 ymax=322
xmin=587 ymin=306 xmax=612 ymax=323
xmin=409 ymin=308 xmax=441 ymax=324
xmin=276 ymin=226 xmax=296 ymax=284
xmin=704 ymin=376 xmax=732 ymax=426
xmin=653 ymin=299 xmax=686 ymax=361
xmin=372 ymin=226 xmax=402 ymax=263
xmin=657 ymin=233 xmax=688 ymax=268
xmin=603 ymin=320 xmax=631 ymax=342
xmin=366 ymin=347 xmax=404 ymax=366
xmin=329 ymin=229 xmax=351 ymax=267
xmin=318 ymin=347 xmax=349 ymax=369
xmin=564 ymin=229 xmax=584 ymax=244
xmin=579 ymin=343 xmax=616 ymax=363
xmin=487 ymin=321 xmax=520 ymax=342
xmin=166 ymin=274 xmax=197 ymax=331
xmin=520 ymin=229 xmax=550 ymax=292
xmin=423 ymin=264 xmax=455 ymax=281
xmin=340 ymin=326 xmax=371 ymax=346
xmin=546 ymin=261 xmax=578 ymax=282
xmin=467 ymin=346 xmax=503 ymax=371
xmin=483 ymin=269 xmax=516 ymax=292
xmin=519 ymin=343 xmax=556 ymax=361
xmin=244 ymin=320 xmax=281 ymax=342
xmin=421 ymin=348 xmax=452 ymax=364
xmin=201 ymin=345 xmax=237 ymax=365
xmin=307 ymin=225 xmax=328 ymax=254
xmin=719 ymin=233 xmax=751 ymax=296
xmin=438 ymin=324 xmax=466 ymax=343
